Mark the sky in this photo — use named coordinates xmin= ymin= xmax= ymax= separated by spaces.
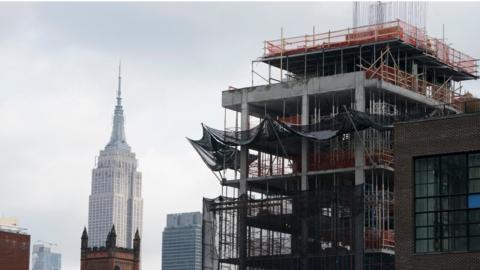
xmin=1 ymin=2 xmax=480 ymax=270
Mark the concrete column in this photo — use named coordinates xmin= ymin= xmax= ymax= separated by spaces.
xmin=239 ymin=89 xmax=249 ymax=195
xmin=354 ymin=72 xmax=365 ymax=270
xmin=238 ymin=89 xmax=249 ymax=270
xmin=412 ymin=63 xmax=418 ymax=92
xmin=301 ymin=92 xmax=309 ymax=190
xmin=355 ymin=73 xmax=366 ymax=184
xmin=300 ymin=90 xmax=309 ymax=270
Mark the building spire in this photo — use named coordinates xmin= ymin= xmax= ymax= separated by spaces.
xmin=106 ymin=225 xmax=117 ymax=248
xmin=81 ymin=227 xmax=88 ymax=250
xmin=117 ymin=60 xmax=122 ymax=106
xmin=107 ymin=62 xmax=130 ymax=151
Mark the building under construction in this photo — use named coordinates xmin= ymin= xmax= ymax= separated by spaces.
xmin=189 ymin=3 xmax=478 ymax=270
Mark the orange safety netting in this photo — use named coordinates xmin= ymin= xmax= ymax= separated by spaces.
xmin=264 ymin=20 xmax=476 ymax=76
xmin=365 ymin=228 xmax=395 ymax=250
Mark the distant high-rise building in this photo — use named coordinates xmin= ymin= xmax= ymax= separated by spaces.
xmin=0 ymin=222 xmax=30 ymax=270
xmin=32 ymin=243 xmax=61 ymax=270
xmin=88 ymin=65 xmax=143 ymax=248
xmin=162 ymin=212 xmax=202 ymax=270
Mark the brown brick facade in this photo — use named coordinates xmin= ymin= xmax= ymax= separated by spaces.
xmin=81 ymin=249 xmax=140 ymax=270
xmin=394 ymin=113 xmax=480 ymax=270
xmin=81 ymin=226 xmax=140 ymax=270
xmin=0 ymin=230 xmax=30 ymax=270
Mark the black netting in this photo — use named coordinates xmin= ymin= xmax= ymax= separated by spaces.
xmin=189 ymin=110 xmax=392 ymax=172
xmin=281 ymin=110 xmax=392 ymax=140
xmin=204 ymin=110 xmax=391 ymax=146
xmin=188 ymin=126 xmax=257 ymax=172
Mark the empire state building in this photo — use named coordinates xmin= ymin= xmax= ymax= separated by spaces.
xmin=88 ymin=66 xmax=143 ymax=248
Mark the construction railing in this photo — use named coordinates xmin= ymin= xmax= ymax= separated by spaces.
xmin=264 ymin=20 xmax=477 ymax=76
xmin=308 ymin=149 xmax=394 ymax=171
xmin=451 ymin=98 xmax=480 ymax=113
xmin=361 ymin=61 xmax=472 ymax=111
xmin=366 ymin=63 xmax=455 ymax=101
xmin=248 ymin=152 xmax=296 ymax=178
xmin=365 ymin=228 xmax=395 ymax=251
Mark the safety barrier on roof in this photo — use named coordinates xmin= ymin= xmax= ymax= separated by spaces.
xmin=264 ymin=20 xmax=477 ymax=76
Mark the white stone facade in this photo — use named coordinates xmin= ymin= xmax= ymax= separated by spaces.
xmin=87 ymin=71 xmax=143 ymax=248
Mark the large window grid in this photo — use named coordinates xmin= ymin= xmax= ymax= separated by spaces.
xmin=414 ymin=152 xmax=480 ymax=253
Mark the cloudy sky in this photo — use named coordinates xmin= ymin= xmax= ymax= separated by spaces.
xmin=1 ymin=2 xmax=480 ymax=269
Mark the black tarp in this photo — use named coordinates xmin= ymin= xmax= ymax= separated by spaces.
xmin=187 ymin=126 xmax=257 ymax=172
xmin=188 ymin=110 xmax=393 ymax=172
xmin=204 ymin=110 xmax=391 ymax=146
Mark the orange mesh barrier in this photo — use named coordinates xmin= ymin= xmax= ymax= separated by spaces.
xmin=309 ymin=149 xmax=394 ymax=171
xmin=264 ymin=20 xmax=476 ymax=76
xmin=278 ymin=115 xmax=301 ymax=125
xmin=365 ymin=228 xmax=395 ymax=250
xmin=363 ymin=62 xmax=469 ymax=110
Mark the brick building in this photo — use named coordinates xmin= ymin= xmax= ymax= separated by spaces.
xmin=0 ymin=226 xmax=30 ymax=270
xmin=395 ymin=112 xmax=480 ymax=269
xmin=81 ymin=226 xmax=140 ymax=270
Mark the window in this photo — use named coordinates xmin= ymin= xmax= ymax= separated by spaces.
xmin=414 ymin=152 xmax=480 ymax=253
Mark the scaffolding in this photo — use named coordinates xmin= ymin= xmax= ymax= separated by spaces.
xmin=204 ymin=187 xmax=361 ymax=269
xmin=193 ymin=8 xmax=479 ymax=270
xmin=263 ymin=20 xmax=476 ymax=76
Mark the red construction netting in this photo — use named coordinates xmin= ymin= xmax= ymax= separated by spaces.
xmin=365 ymin=228 xmax=395 ymax=250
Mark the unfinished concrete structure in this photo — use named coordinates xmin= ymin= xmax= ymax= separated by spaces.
xmin=191 ymin=15 xmax=478 ymax=270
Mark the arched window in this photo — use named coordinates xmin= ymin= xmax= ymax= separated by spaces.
xmin=114 ymin=266 xmax=120 ymax=270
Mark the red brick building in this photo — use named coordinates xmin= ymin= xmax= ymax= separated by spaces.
xmin=395 ymin=113 xmax=480 ymax=269
xmin=81 ymin=226 xmax=140 ymax=270
xmin=0 ymin=227 xmax=30 ymax=270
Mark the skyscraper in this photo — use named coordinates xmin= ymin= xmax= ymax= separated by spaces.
xmin=162 ymin=212 xmax=202 ymax=270
xmin=88 ymin=65 xmax=143 ymax=248
xmin=32 ymin=242 xmax=61 ymax=270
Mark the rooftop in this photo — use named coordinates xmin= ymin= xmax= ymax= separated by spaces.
xmin=0 ymin=224 xmax=28 ymax=235
xmin=260 ymin=20 xmax=478 ymax=80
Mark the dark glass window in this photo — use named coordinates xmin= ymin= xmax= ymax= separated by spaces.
xmin=414 ymin=152 xmax=480 ymax=253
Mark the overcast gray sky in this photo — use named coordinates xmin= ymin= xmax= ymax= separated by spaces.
xmin=1 ymin=2 xmax=480 ymax=270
